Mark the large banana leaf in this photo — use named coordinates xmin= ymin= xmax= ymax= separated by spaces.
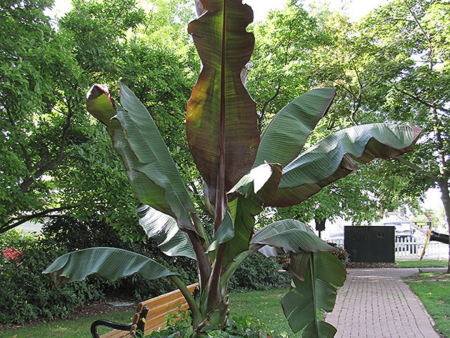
xmin=186 ymin=0 xmax=259 ymax=221
xmin=266 ymin=123 xmax=422 ymax=207
xmin=250 ymin=219 xmax=333 ymax=253
xmin=137 ymin=204 xmax=195 ymax=260
xmin=253 ymin=87 xmax=336 ymax=168
xmin=86 ymin=83 xmax=197 ymax=232
xmin=281 ymin=252 xmax=346 ymax=337
xmin=43 ymin=247 xmax=178 ymax=284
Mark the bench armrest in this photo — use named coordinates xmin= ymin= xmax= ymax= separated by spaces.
xmin=91 ymin=306 xmax=149 ymax=338
xmin=90 ymin=320 xmax=133 ymax=338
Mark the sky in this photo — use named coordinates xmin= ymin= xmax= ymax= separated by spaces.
xmin=46 ymin=0 xmax=443 ymax=212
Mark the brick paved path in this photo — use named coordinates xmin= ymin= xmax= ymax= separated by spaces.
xmin=326 ymin=268 xmax=444 ymax=338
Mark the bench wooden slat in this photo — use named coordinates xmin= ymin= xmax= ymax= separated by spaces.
xmin=137 ymin=284 xmax=198 ymax=312
xmin=142 ymin=303 xmax=189 ymax=333
xmin=145 ymin=295 xmax=187 ymax=318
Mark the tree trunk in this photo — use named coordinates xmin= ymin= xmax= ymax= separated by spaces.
xmin=431 ymin=105 xmax=450 ymax=272
xmin=438 ymin=181 xmax=450 ymax=273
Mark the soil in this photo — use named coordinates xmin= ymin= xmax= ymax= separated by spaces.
xmin=346 ymin=262 xmax=397 ymax=269
xmin=0 ymin=298 xmax=137 ymax=332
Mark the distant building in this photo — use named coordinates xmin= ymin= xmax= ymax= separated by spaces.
xmin=374 ymin=212 xmax=419 ymax=240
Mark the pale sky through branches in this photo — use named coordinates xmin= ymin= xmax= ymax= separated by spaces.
xmin=244 ymin=0 xmax=390 ymax=22
xmin=50 ymin=0 xmax=390 ymax=22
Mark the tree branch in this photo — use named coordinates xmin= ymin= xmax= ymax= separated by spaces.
xmin=401 ymin=0 xmax=434 ymax=68
xmin=258 ymin=84 xmax=282 ymax=132
xmin=393 ymin=84 xmax=450 ymax=114
xmin=394 ymin=155 xmax=439 ymax=182
xmin=1 ymin=205 xmax=78 ymax=234
xmin=19 ymin=98 xmax=76 ymax=194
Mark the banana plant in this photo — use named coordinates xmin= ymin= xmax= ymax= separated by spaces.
xmin=44 ymin=0 xmax=422 ymax=337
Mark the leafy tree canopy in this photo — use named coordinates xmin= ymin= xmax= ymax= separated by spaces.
xmin=0 ymin=0 xmax=199 ymax=238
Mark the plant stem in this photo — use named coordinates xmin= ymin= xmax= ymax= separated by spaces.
xmin=168 ymin=275 xmax=203 ymax=326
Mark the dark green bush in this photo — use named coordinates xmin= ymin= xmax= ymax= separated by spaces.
xmin=0 ymin=232 xmax=104 ymax=324
xmin=229 ymin=252 xmax=291 ymax=292
xmin=145 ymin=315 xmax=284 ymax=337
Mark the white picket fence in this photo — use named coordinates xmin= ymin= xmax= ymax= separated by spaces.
xmin=328 ymin=237 xmax=448 ymax=260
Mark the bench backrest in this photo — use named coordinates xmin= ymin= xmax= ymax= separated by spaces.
xmin=135 ymin=283 xmax=199 ymax=335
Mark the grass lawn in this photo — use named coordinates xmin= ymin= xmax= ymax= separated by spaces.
xmin=396 ymin=259 xmax=448 ymax=268
xmin=0 ymin=289 xmax=299 ymax=338
xmin=229 ymin=289 xmax=301 ymax=337
xmin=405 ymin=272 xmax=450 ymax=337
xmin=0 ymin=310 xmax=135 ymax=338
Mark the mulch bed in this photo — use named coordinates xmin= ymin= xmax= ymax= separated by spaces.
xmin=0 ymin=299 xmax=136 ymax=332
xmin=346 ymin=262 xmax=397 ymax=268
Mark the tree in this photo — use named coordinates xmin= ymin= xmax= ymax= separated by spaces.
xmin=1 ymin=0 xmax=198 ymax=238
xmin=247 ymin=0 xmax=327 ymax=132
xmin=0 ymin=0 xmax=89 ymax=232
xmin=247 ymin=1 xmax=421 ymax=230
xmin=138 ymin=0 xmax=196 ymax=49
xmin=44 ymin=1 xmax=421 ymax=337
xmin=358 ymin=0 xmax=450 ymax=269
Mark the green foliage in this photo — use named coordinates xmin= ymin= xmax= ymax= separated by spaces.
xmin=281 ymin=253 xmax=345 ymax=336
xmin=0 ymin=0 xmax=85 ymax=230
xmin=0 ymin=231 xmax=104 ymax=325
xmin=248 ymin=0 xmax=326 ymax=132
xmin=1 ymin=0 xmax=198 ymax=238
xmin=137 ymin=0 xmax=196 ymax=50
xmin=229 ymin=253 xmax=291 ymax=292
xmin=145 ymin=316 xmax=282 ymax=338
xmin=59 ymin=0 xmax=147 ymax=75
xmin=0 ymin=216 xmax=200 ymax=325
xmin=359 ymin=0 xmax=450 ymax=189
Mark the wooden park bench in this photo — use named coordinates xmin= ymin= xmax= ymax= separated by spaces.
xmin=91 ymin=283 xmax=199 ymax=338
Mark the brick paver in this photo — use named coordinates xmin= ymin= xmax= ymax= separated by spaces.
xmin=326 ymin=268 xmax=444 ymax=338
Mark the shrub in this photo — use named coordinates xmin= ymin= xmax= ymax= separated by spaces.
xmin=229 ymin=252 xmax=291 ymax=292
xmin=328 ymin=243 xmax=349 ymax=264
xmin=0 ymin=217 xmax=199 ymax=325
xmin=0 ymin=232 xmax=104 ymax=324
xmin=146 ymin=315 xmax=283 ymax=338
